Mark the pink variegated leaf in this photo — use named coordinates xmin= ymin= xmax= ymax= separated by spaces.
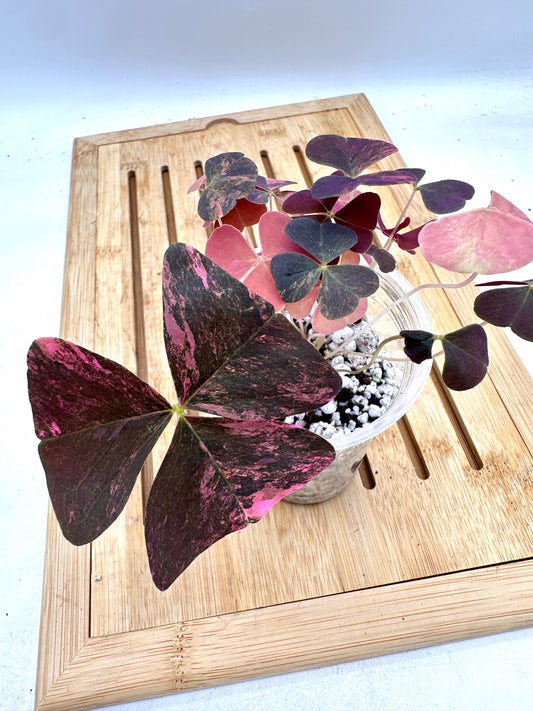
xmin=145 ymin=417 xmax=335 ymax=590
xmin=164 ymin=243 xmax=341 ymax=418
xmin=27 ymin=338 xmax=172 ymax=544
xmin=197 ymin=152 xmax=258 ymax=221
xmin=30 ymin=241 xmax=342 ymax=590
xmin=418 ymin=192 xmax=533 ymax=274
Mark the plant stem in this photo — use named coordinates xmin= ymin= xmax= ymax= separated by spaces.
xmin=367 ymin=272 xmax=478 ymax=330
xmin=382 ymin=186 xmax=417 ymax=251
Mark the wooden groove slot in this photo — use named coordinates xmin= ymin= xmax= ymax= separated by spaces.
xmin=292 ymin=144 xmax=313 ymax=187
xmin=357 ymin=456 xmax=376 ymax=489
xmin=192 ymin=160 xmax=213 ymax=239
xmin=259 ymin=149 xmax=276 ymax=179
xmin=431 ymin=364 xmax=484 ymax=471
xmin=396 ymin=416 xmax=431 ymax=480
xmin=127 ymin=170 xmax=155 ymax=507
xmin=161 ymin=166 xmax=178 ymax=245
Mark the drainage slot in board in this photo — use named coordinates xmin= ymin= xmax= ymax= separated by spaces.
xmin=161 ymin=166 xmax=178 ymax=245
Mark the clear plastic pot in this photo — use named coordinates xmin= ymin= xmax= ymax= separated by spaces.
xmin=285 ymin=269 xmax=433 ymax=505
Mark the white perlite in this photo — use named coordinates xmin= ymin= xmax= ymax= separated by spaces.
xmin=285 ymin=321 xmax=401 ymax=439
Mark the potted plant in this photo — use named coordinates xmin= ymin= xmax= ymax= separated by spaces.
xmin=27 ymin=133 xmax=533 ymax=591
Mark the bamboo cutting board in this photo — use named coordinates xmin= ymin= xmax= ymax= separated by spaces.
xmin=35 ymin=94 xmax=533 ymax=711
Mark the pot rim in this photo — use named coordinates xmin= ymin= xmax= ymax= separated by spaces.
xmin=325 ymin=269 xmax=433 ymax=452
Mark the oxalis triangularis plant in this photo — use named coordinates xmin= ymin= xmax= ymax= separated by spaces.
xmin=28 ymin=134 xmax=533 ymax=591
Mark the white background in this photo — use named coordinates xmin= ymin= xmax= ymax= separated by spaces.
xmin=1 ymin=1 xmax=532 ymax=709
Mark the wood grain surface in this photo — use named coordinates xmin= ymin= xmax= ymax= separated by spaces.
xmin=35 ymin=94 xmax=533 ymax=711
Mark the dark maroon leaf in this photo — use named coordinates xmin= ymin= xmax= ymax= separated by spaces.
xmin=27 ymin=338 xmax=173 ymax=544
xmin=418 ymin=179 xmax=475 ymax=214
xmin=219 ymin=197 xmax=267 ymax=230
xmin=366 ymin=244 xmax=396 ymax=272
xmin=441 ymin=324 xmax=489 ymax=390
xmin=163 ymin=243 xmax=273 ymax=403
xmin=188 ymin=313 xmax=341 ymax=419
xmin=400 ymin=329 xmax=436 ymax=363
xmin=270 ymin=252 xmax=321 ymax=303
xmin=40 ymin=412 xmax=171 ymax=545
xmin=401 ymin=325 xmax=489 ymax=389
xmin=146 ymin=417 xmax=336 ymax=590
xmin=395 ymin=223 xmax=426 ymax=252
xmin=285 ymin=218 xmax=358 ymax=263
xmin=474 ymin=283 xmax=533 ymax=341
xmin=318 ymin=265 xmax=380 ymax=319
xmin=305 ymin=135 xmax=397 ymax=178
xmin=333 ymin=192 xmax=381 ymax=249
xmin=197 ymin=152 xmax=258 ymax=221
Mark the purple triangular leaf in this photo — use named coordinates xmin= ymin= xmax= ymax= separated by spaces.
xmin=27 ymin=338 xmax=171 ymax=438
xmin=27 ymin=337 xmax=173 ymax=544
xmin=285 ymin=218 xmax=358 ymax=263
xmin=333 ymin=192 xmax=381 ymax=248
xmin=305 ymin=135 xmax=397 ymax=178
xmin=40 ymin=412 xmax=171 ymax=545
xmin=146 ymin=417 xmax=336 ymax=590
xmin=163 ymin=243 xmax=273 ymax=403
xmin=474 ymin=283 xmax=533 ymax=341
xmin=188 ymin=313 xmax=341 ymax=418
xmin=441 ymin=324 xmax=489 ymax=390
xmin=197 ymin=152 xmax=258 ymax=221
xmin=318 ymin=265 xmax=380 ymax=320
xmin=270 ymin=252 xmax=322 ymax=303
xmin=418 ymin=179 xmax=475 ymax=214
xmin=282 ymin=189 xmax=336 ymax=215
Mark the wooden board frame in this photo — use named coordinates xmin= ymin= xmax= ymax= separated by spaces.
xmin=35 ymin=94 xmax=533 ymax=711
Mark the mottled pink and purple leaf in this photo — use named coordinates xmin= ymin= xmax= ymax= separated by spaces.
xmin=197 ymin=152 xmax=258 ymax=221
xmin=27 ymin=338 xmax=173 ymax=543
xmin=145 ymin=417 xmax=336 ymax=590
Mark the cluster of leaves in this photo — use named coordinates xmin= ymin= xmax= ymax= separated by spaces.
xmin=192 ymin=135 xmax=533 ymax=391
xmin=28 ymin=243 xmax=342 ymax=590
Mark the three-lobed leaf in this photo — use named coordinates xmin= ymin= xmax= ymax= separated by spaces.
xmin=401 ymin=324 xmax=488 ymax=390
xmin=305 ymin=135 xmax=398 ymax=177
xmin=29 ymin=243 xmax=342 ymax=590
xmin=197 ymin=152 xmax=258 ymax=221
xmin=27 ymin=338 xmax=173 ymax=544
